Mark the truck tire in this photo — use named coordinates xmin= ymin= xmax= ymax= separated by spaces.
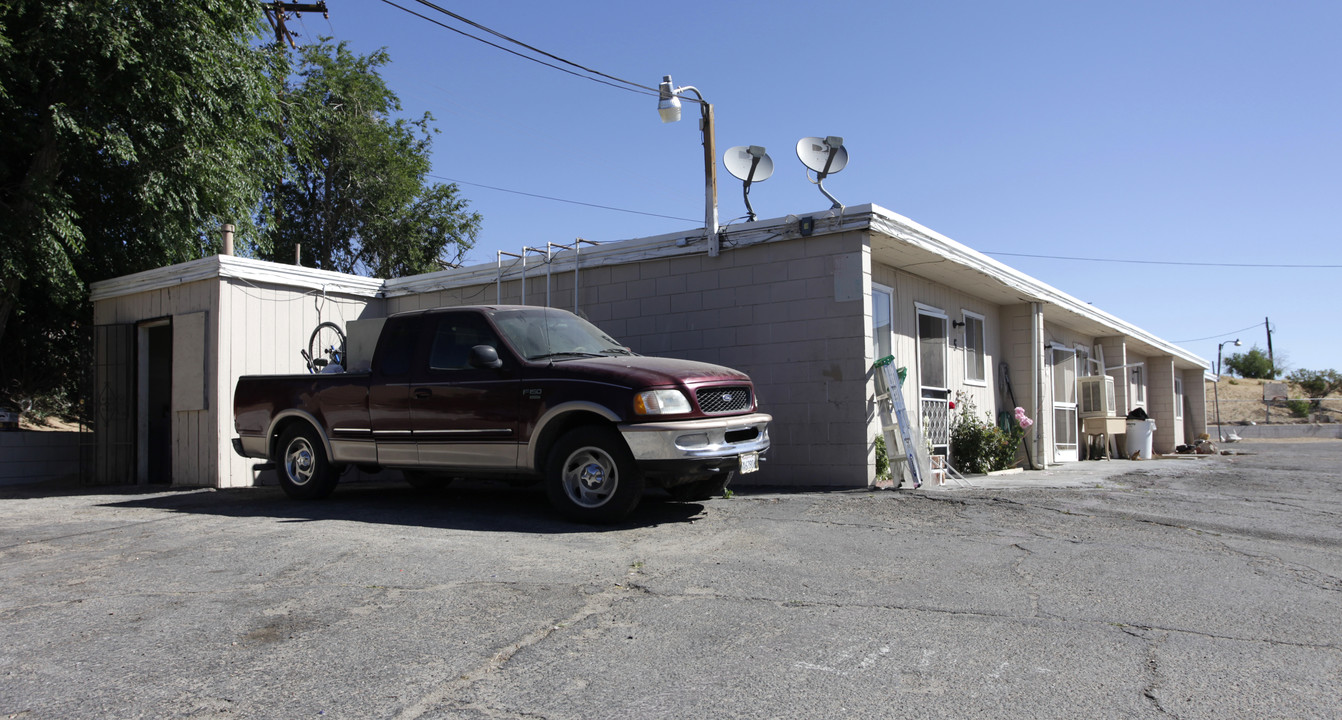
xmin=277 ymin=424 xmax=339 ymax=500
xmin=546 ymin=426 xmax=643 ymax=523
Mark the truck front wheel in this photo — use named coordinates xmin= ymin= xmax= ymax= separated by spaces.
xmin=546 ymin=427 xmax=643 ymax=523
xmin=277 ymin=425 xmax=339 ymax=500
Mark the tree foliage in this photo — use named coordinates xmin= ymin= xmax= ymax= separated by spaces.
xmin=1 ymin=10 xmax=481 ymax=414
xmin=1223 ymin=345 xmax=1279 ymax=379
xmin=0 ymin=0 xmax=286 ymax=406
xmin=260 ymin=40 xmax=480 ymax=277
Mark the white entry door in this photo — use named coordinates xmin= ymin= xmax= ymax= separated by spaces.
xmin=1051 ymin=346 xmax=1078 ymax=462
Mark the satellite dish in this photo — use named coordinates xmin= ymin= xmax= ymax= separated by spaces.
xmin=724 ymin=145 xmax=774 ymax=183
xmin=723 ymin=145 xmax=773 ymax=222
xmin=796 ymin=136 xmax=848 ymax=210
xmin=796 ymin=137 xmax=848 ymax=175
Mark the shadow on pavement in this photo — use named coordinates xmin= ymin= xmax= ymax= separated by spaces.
xmin=97 ymin=480 xmax=708 ymax=534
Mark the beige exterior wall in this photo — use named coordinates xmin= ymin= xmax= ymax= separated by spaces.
xmin=93 ymin=278 xmax=219 ymax=487
xmin=391 ymin=232 xmax=873 ymax=487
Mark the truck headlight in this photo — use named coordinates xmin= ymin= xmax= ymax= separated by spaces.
xmin=634 ymin=389 xmax=691 ymax=415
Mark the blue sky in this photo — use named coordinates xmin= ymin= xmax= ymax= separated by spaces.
xmin=299 ymin=1 xmax=1340 ymax=373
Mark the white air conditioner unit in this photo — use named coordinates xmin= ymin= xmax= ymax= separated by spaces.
xmin=1079 ymin=375 xmax=1117 ymax=418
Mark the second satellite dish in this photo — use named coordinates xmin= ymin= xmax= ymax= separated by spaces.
xmin=724 ymin=145 xmax=773 ymax=222
xmin=796 ymin=136 xmax=847 ymax=210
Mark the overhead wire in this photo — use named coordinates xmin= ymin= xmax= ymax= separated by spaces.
xmin=428 ymin=174 xmax=698 ymax=223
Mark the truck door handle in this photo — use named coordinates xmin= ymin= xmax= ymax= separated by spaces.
xmin=413 ymin=388 xmax=432 ymax=400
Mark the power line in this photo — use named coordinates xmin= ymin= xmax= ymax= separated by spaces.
xmin=428 ymin=174 xmax=698 ymax=223
xmin=377 ymin=0 xmax=664 ymax=99
xmin=407 ymin=0 xmax=660 ymax=96
xmin=1173 ymin=323 xmax=1265 ymax=343
xmin=983 ymin=250 xmax=1342 ymax=269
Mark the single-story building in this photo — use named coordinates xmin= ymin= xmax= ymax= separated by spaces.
xmin=86 ymin=203 xmax=1210 ymax=488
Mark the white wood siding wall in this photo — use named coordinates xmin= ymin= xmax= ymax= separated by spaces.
xmin=215 ymin=280 xmax=379 ymax=488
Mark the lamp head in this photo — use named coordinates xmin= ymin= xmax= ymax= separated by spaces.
xmin=1234 ymin=339 xmax=1242 ymax=347
xmin=658 ymin=75 xmax=681 ymax=123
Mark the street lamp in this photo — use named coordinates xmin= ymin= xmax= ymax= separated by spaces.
xmin=1213 ymin=338 xmax=1242 ymax=441
xmin=658 ymin=75 xmax=719 ymax=257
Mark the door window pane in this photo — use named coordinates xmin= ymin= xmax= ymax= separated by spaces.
xmin=917 ymin=311 xmax=947 ymax=390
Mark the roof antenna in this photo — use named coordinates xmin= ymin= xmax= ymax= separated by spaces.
xmin=723 ymin=145 xmax=774 ymax=222
xmin=796 ymin=136 xmax=848 ymax=210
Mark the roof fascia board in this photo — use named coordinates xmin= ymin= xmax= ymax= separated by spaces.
xmin=89 ymin=255 xmax=385 ymax=302
xmin=865 ymin=204 xmax=1209 ymax=370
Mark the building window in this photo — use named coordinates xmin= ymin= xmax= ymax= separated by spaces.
xmin=1131 ymin=364 xmax=1146 ymax=407
xmin=1174 ymin=377 xmax=1184 ymax=420
xmin=871 ymin=284 xmax=893 ymax=362
xmin=962 ymin=311 xmax=986 ymax=385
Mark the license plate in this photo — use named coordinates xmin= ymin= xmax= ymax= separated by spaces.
xmin=739 ymin=451 xmax=759 ymax=474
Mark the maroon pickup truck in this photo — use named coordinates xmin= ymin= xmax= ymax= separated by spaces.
xmin=233 ymin=305 xmax=771 ymax=522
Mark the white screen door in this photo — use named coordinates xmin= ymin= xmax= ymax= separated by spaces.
xmin=1051 ymin=346 xmax=1078 ymax=462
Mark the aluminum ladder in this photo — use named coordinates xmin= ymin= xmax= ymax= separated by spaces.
xmin=873 ymin=355 xmax=932 ymax=489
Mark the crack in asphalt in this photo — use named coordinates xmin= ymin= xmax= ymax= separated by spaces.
xmin=1121 ymin=626 xmax=1176 ymax=718
xmin=391 ymin=579 xmax=647 ymax=720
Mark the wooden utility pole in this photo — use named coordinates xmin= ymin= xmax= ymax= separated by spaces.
xmin=262 ymin=2 xmax=329 ymax=48
xmin=1265 ymin=317 xmax=1274 ymax=373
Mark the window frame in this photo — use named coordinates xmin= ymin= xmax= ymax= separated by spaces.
xmin=961 ymin=310 xmax=987 ymax=387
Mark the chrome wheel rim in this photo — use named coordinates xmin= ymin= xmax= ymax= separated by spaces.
xmin=284 ymin=437 xmax=316 ymax=486
xmin=561 ymin=445 xmax=617 ymax=508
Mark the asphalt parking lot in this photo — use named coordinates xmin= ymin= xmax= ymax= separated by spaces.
xmin=2 ymin=440 xmax=1340 ymax=719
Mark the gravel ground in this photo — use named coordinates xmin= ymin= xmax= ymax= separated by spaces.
xmin=1 ymin=440 xmax=1338 ymax=719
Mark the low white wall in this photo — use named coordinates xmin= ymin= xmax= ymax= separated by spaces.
xmin=1210 ymin=424 xmax=1342 ymax=440
xmin=0 ymin=431 xmax=81 ymax=486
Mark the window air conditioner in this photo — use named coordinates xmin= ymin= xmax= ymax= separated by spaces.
xmin=1079 ymin=375 xmax=1117 ymax=418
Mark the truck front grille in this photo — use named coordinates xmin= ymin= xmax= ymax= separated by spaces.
xmin=696 ymin=386 xmax=752 ymax=414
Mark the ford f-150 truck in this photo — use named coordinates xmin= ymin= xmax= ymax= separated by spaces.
xmin=233 ymin=305 xmax=771 ymax=522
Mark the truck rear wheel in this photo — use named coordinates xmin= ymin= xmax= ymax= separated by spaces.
xmin=546 ymin=426 xmax=643 ymax=523
xmin=277 ymin=424 xmax=339 ymax=500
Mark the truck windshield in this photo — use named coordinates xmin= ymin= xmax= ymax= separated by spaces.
xmin=492 ymin=308 xmax=632 ymax=362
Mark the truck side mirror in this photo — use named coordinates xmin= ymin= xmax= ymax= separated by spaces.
xmin=469 ymin=345 xmax=503 ymax=369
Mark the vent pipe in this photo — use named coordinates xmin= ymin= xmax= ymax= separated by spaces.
xmin=221 ymin=224 xmax=235 ymax=256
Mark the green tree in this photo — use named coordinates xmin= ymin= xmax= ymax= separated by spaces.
xmin=0 ymin=1 xmax=286 ymax=408
xmin=261 ymin=40 xmax=479 ymax=276
xmin=1286 ymin=368 xmax=1342 ymax=406
xmin=1223 ymin=345 xmax=1279 ymax=379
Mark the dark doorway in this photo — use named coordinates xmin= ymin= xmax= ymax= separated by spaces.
xmin=145 ymin=323 xmax=173 ymax=485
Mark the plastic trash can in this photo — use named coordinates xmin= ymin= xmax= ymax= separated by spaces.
xmin=1125 ymin=419 xmax=1156 ymax=459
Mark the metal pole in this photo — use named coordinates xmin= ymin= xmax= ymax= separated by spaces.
xmin=574 ymin=239 xmax=582 ymax=314
xmin=497 ymin=251 xmax=522 ymax=305
xmin=700 ymin=99 xmax=719 ymax=257
xmin=1215 ymin=344 xmax=1223 ymax=441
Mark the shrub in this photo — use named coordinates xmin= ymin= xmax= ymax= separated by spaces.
xmin=950 ymin=393 xmax=1031 ymax=474
xmin=874 ymin=434 xmax=891 ymax=481
xmin=1286 ymin=399 xmax=1311 ymax=418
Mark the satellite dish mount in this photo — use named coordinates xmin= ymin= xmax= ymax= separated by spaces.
xmin=796 ymin=136 xmax=848 ymax=210
xmin=723 ymin=145 xmax=774 ymax=222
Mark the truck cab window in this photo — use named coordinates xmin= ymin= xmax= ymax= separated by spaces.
xmin=429 ymin=315 xmax=499 ymax=371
